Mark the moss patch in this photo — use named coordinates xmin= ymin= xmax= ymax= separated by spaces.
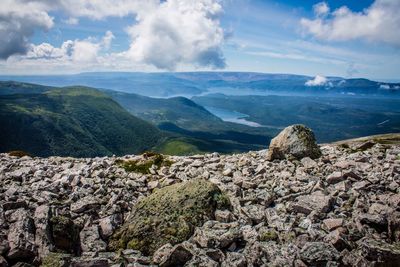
xmin=40 ymin=253 xmax=71 ymax=267
xmin=109 ymin=178 xmax=231 ymax=255
xmin=116 ymin=152 xmax=173 ymax=174
xmin=7 ymin=150 xmax=33 ymax=157
xmin=259 ymin=229 xmax=279 ymax=242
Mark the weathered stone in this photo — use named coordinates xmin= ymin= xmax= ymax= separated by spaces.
xmin=71 ymin=196 xmax=100 ymax=213
xmin=185 ymin=255 xmax=218 ymax=267
xmin=34 ymin=205 xmax=53 ymax=259
xmin=322 ymin=218 xmax=343 ymax=231
xmin=358 ymin=238 xmax=400 ymax=264
xmin=99 ymin=214 xmax=123 ymax=238
xmin=7 ymin=216 xmax=36 ymax=261
xmin=324 ymin=229 xmax=350 ymax=251
xmin=299 ymin=242 xmax=339 ymax=265
xmin=326 ymin=172 xmax=343 ymax=184
xmin=70 ymin=258 xmax=108 ymax=267
xmin=193 ymin=221 xmax=242 ymax=249
xmin=292 ymin=191 xmax=334 ymax=215
xmin=266 ymin=125 xmax=321 ymax=160
xmin=109 ymin=179 xmax=231 ymax=255
xmin=153 ymin=242 xmax=193 ymax=267
xmin=80 ymin=225 xmax=107 ymax=253
xmin=221 ymin=252 xmax=247 ymax=267
xmin=215 ymin=210 xmax=233 ymax=223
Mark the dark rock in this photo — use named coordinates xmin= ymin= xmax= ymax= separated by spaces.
xmin=358 ymin=238 xmax=400 ymax=265
xmin=153 ymin=242 xmax=193 ymax=267
xmin=50 ymin=216 xmax=80 ymax=254
xmin=193 ymin=221 xmax=242 ymax=249
xmin=299 ymin=242 xmax=339 ymax=266
xmin=0 ymin=256 xmax=7 ymax=267
xmin=2 ymin=202 xmax=27 ymax=211
xmin=388 ymin=212 xmax=400 ymax=242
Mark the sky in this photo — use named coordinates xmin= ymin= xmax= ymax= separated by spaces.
xmin=1 ymin=0 xmax=399 ymax=81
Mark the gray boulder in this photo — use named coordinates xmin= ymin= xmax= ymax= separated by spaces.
xmin=266 ymin=125 xmax=321 ymax=160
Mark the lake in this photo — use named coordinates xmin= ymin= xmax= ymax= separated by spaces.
xmin=204 ymin=106 xmax=263 ymax=127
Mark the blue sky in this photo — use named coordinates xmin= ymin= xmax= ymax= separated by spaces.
xmin=1 ymin=0 xmax=399 ymax=81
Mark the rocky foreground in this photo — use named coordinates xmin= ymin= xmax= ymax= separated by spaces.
xmin=1 ymin=131 xmax=400 ymax=266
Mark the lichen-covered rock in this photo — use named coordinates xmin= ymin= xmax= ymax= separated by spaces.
xmin=109 ymin=179 xmax=230 ymax=255
xmin=266 ymin=124 xmax=321 ymax=160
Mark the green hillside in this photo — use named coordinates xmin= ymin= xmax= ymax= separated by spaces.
xmin=107 ymin=91 xmax=274 ymax=154
xmin=0 ymin=83 xmax=163 ymax=157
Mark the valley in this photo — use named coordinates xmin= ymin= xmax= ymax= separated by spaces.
xmin=1 ymin=72 xmax=400 ymax=157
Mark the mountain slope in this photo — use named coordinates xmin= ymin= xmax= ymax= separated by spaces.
xmin=0 ymin=83 xmax=163 ymax=157
xmin=107 ymin=91 xmax=275 ymax=154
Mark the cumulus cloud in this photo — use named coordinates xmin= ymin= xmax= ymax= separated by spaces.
xmin=313 ymin=2 xmax=329 ymax=17
xmin=305 ymin=75 xmax=329 ymax=86
xmin=26 ymin=31 xmax=113 ymax=64
xmin=301 ymin=0 xmax=400 ymax=47
xmin=0 ymin=0 xmax=226 ymax=70
xmin=0 ymin=0 xmax=54 ymax=59
xmin=125 ymin=0 xmax=226 ymax=70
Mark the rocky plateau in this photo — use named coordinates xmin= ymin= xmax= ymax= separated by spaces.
xmin=0 ymin=126 xmax=400 ymax=267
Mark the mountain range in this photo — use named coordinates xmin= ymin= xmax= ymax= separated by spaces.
xmin=1 ymin=72 xmax=399 ymax=98
xmin=1 ymin=71 xmax=399 ymax=157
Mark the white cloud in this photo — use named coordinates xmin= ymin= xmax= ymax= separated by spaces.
xmin=313 ymin=2 xmax=329 ymax=17
xmin=379 ymin=84 xmax=390 ymax=89
xmin=0 ymin=0 xmax=54 ymax=59
xmin=301 ymin=0 xmax=400 ymax=47
xmin=102 ymin=31 xmax=115 ymax=50
xmin=125 ymin=0 xmax=226 ymax=70
xmin=25 ymin=31 xmax=113 ymax=64
xmin=0 ymin=0 xmax=226 ymax=70
xmin=305 ymin=75 xmax=329 ymax=86
xmin=63 ymin=17 xmax=79 ymax=25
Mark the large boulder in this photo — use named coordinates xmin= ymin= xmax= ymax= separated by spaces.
xmin=266 ymin=124 xmax=321 ymax=160
xmin=109 ymin=179 xmax=231 ymax=255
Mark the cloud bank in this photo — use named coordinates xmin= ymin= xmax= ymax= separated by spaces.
xmin=0 ymin=0 xmax=226 ymax=70
xmin=125 ymin=0 xmax=226 ymax=70
xmin=0 ymin=0 xmax=54 ymax=59
xmin=301 ymin=0 xmax=400 ymax=47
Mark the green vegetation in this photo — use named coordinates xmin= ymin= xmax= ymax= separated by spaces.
xmin=154 ymin=138 xmax=201 ymax=155
xmin=193 ymin=94 xmax=400 ymax=143
xmin=0 ymin=82 xmax=162 ymax=157
xmin=109 ymin=179 xmax=231 ymax=255
xmin=40 ymin=253 xmax=71 ymax=267
xmin=116 ymin=152 xmax=173 ymax=174
xmin=108 ymin=91 xmax=273 ymax=154
xmin=259 ymin=229 xmax=279 ymax=242
xmin=7 ymin=150 xmax=32 ymax=157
